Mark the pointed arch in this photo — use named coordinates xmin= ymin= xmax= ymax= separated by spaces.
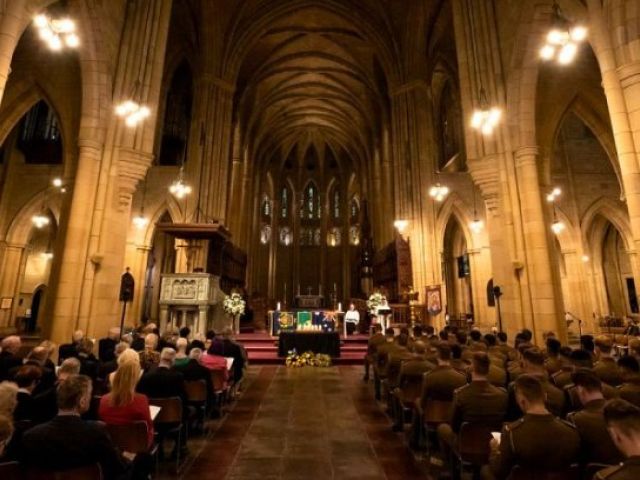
xmin=5 ymin=191 xmax=61 ymax=246
xmin=142 ymin=198 xmax=182 ymax=245
xmin=581 ymin=197 xmax=633 ymax=253
xmin=436 ymin=193 xmax=475 ymax=251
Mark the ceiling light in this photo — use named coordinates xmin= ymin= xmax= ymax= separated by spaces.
xmin=429 ymin=184 xmax=450 ymax=202
xmin=52 ymin=177 xmax=63 ymax=188
xmin=471 ymin=106 xmax=502 ymax=136
xmin=115 ymin=100 xmax=150 ymax=127
xmin=581 ymin=255 xmax=589 ymax=263
xmin=547 ymin=187 xmax=562 ymax=202
xmin=41 ymin=251 xmax=53 ymax=260
xmin=551 ymin=220 xmax=565 ymax=235
xmin=32 ymin=213 xmax=50 ymax=229
xmin=133 ymin=214 xmax=149 ymax=229
xmin=470 ymin=218 xmax=484 ymax=234
xmin=393 ymin=219 xmax=409 ymax=234
xmin=33 ymin=14 xmax=79 ymax=51
xmin=539 ymin=3 xmax=587 ymax=65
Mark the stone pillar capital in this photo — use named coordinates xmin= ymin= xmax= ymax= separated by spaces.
xmin=513 ymin=145 xmax=540 ymax=162
xmin=617 ymin=61 xmax=640 ymax=89
xmin=117 ymin=147 xmax=153 ymax=208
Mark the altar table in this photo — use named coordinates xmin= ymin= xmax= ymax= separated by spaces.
xmin=278 ymin=332 xmax=341 ymax=357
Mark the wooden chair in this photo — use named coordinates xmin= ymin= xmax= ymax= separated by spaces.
xmin=453 ymin=422 xmax=496 ymax=478
xmin=209 ymin=369 xmax=229 ymax=416
xmin=185 ymin=379 xmax=208 ymax=432
xmin=421 ymin=399 xmax=452 ymax=455
xmin=105 ymin=420 xmax=154 ymax=455
xmin=508 ymin=464 xmax=580 ymax=480
xmin=0 ymin=461 xmax=21 ymax=479
xmin=24 ymin=463 xmax=102 ymax=480
xmin=149 ymin=397 xmax=183 ymax=472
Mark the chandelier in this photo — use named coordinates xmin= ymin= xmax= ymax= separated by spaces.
xmin=546 ymin=187 xmax=562 ymax=203
xmin=539 ymin=2 xmax=587 ymax=65
xmin=551 ymin=219 xmax=565 ymax=235
xmin=132 ymin=214 xmax=149 ymax=229
xmin=114 ymin=100 xmax=151 ymax=128
xmin=393 ymin=219 xmax=409 ymax=234
xmin=469 ymin=218 xmax=484 ymax=234
xmin=169 ymin=167 xmax=192 ymax=199
xmin=33 ymin=14 xmax=79 ymax=50
xmin=429 ymin=184 xmax=450 ymax=202
xmin=32 ymin=213 xmax=50 ymax=229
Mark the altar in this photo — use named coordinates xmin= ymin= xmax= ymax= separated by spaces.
xmin=269 ymin=310 xmax=342 ymax=336
xmin=278 ymin=331 xmax=341 ymax=357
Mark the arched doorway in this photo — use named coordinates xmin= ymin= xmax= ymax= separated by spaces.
xmin=141 ymin=211 xmax=176 ymax=324
xmin=442 ymin=215 xmax=473 ymax=322
xmin=28 ymin=285 xmax=46 ymax=333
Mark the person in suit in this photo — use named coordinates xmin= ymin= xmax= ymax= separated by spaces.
xmin=137 ymin=348 xmax=187 ymax=406
xmin=217 ymin=328 xmax=246 ymax=384
xmin=0 ymin=336 xmax=22 ymax=381
xmin=57 ymin=330 xmax=84 ymax=364
xmin=596 ymin=399 xmax=640 ymax=480
xmin=15 ymin=346 xmax=57 ymax=396
xmin=618 ymin=356 xmax=640 ymax=408
xmin=484 ymin=374 xmax=580 ymax=480
xmin=13 ymin=365 xmax=41 ymax=423
xmin=567 ymin=369 xmax=624 ymax=466
xmin=363 ymin=324 xmax=385 ymax=381
xmin=175 ymin=348 xmax=215 ymax=406
xmin=77 ymin=338 xmax=99 ymax=380
xmin=594 ymin=335 xmax=624 ymax=387
xmin=98 ymin=327 xmax=121 ymax=363
xmin=20 ymin=374 xmax=130 ymax=479
xmin=506 ymin=348 xmax=565 ymax=420
xmin=32 ymin=357 xmax=81 ymax=424
xmin=438 ymin=352 xmax=508 ymax=465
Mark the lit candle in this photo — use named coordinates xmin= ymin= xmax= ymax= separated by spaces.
xmin=277 ymin=302 xmax=281 ymax=311
xmin=338 ymin=302 xmax=342 ymax=312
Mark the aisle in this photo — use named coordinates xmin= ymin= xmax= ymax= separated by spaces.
xmin=180 ymin=366 xmax=431 ymax=480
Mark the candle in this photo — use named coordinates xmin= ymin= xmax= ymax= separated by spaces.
xmin=338 ymin=302 xmax=342 ymax=312
xmin=277 ymin=302 xmax=281 ymax=311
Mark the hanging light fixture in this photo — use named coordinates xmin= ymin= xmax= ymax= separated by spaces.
xmin=466 ymin=0 xmax=502 ymax=136
xmin=393 ymin=219 xmax=409 ymax=235
xmin=33 ymin=14 xmax=80 ymax=50
xmin=31 ymin=213 xmax=50 ymax=229
xmin=429 ymin=183 xmax=450 ymax=202
xmin=114 ymin=100 xmax=151 ymax=128
xmin=546 ymin=186 xmax=562 ymax=203
xmin=581 ymin=255 xmax=590 ymax=263
xmin=539 ymin=2 xmax=587 ymax=65
xmin=551 ymin=219 xmax=565 ymax=235
xmin=52 ymin=177 xmax=63 ymax=188
xmin=548 ymin=184 xmax=564 ymax=235
xmin=169 ymin=166 xmax=192 ymax=199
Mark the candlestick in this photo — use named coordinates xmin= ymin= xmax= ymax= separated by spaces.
xmin=277 ymin=302 xmax=281 ymax=311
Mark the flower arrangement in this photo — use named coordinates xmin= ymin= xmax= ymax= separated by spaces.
xmin=367 ymin=292 xmax=387 ymax=314
xmin=223 ymin=292 xmax=246 ymax=317
xmin=285 ymin=350 xmax=332 ymax=368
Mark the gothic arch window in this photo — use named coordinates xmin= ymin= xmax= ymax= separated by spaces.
xmin=280 ymin=186 xmax=290 ymax=220
xmin=350 ymin=197 xmax=360 ymax=223
xmin=331 ymin=184 xmax=341 ymax=220
xmin=302 ymin=182 xmax=320 ymax=220
xmin=438 ymin=80 xmax=464 ymax=172
xmin=17 ymin=100 xmax=62 ymax=164
xmin=261 ymin=195 xmax=272 ymax=220
xmin=158 ymin=61 xmax=193 ymax=166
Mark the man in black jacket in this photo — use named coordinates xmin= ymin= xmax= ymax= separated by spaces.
xmin=98 ymin=328 xmax=120 ymax=363
xmin=137 ymin=347 xmax=187 ymax=405
xmin=174 ymin=348 xmax=214 ymax=406
xmin=20 ymin=374 xmax=130 ymax=479
xmin=0 ymin=335 xmax=22 ymax=381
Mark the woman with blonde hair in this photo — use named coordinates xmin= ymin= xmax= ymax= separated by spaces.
xmin=99 ymin=353 xmax=154 ymax=447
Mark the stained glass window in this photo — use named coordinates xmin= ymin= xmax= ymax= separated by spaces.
xmin=280 ymin=188 xmax=289 ymax=219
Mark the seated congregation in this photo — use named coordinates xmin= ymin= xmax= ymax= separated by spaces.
xmin=0 ymin=324 xmax=247 ymax=479
xmin=367 ymin=324 xmax=640 ymax=479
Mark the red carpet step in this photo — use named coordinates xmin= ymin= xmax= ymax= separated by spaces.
xmin=236 ymin=332 xmax=368 ymax=365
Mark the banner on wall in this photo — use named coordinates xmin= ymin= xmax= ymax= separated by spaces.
xmin=426 ymin=285 xmax=442 ymax=315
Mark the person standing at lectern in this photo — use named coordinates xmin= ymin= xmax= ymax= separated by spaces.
xmin=344 ymin=304 xmax=360 ymax=335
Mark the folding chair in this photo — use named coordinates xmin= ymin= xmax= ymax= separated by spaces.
xmin=185 ymin=379 xmax=208 ymax=433
xmin=149 ymin=397 xmax=183 ymax=473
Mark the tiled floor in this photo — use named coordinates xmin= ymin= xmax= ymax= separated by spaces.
xmin=174 ymin=366 xmax=432 ymax=480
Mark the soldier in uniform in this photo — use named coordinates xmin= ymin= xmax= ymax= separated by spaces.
xmin=363 ymin=324 xmax=385 ymax=381
xmin=550 ymin=346 xmax=574 ymax=387
xmin=544 ymin=337 xmax=563 ymax=375
xmin=506 ymin=348 xmax=565 ymax=420
xmin=567 ymin=370 xmax=624 ymax=465
xmin=594 ymin=335 xmax=624 ymax=387
xmin=596 ymin=399 xmax=640 ymax=480
xmin=484 ymin=375 xmax=580 ymax=480
xmin=617 ymin=356 xmax=640 ymax=408
xmin=437 ymin=353 xmax=507 ymax=463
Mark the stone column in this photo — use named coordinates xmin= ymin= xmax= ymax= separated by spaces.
xmin=0 ymin=0 xmax=29 ymax=107
xmin=0 ymin=242 xmax=25 ymax=328
xmin=514 ymin=146 xmax=564 ymax=341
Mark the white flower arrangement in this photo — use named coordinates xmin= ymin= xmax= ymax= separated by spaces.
xmin=223 ymin=292 xmax=246 ymax=316
xmin=367 ymin=292 xmax=387 ymax=315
